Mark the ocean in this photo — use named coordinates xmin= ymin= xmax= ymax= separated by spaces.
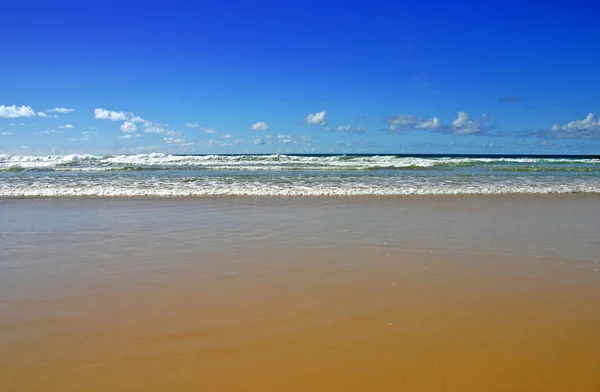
xmin=1 ymin=153 xmax=600 ymax=197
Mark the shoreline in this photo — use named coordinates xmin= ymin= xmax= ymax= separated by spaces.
xmin=3 ymin=191 xmax=600 ymax=199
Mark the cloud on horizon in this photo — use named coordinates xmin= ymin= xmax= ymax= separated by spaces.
xmin=253 ymin=134 xmax=272 ymax=145
xmin=305 ymin=110 xmax=327 ymax=125
xmin=451 ymin=112 xmax=488 ymax=135
xmin=164 ymin=137 xmax=193 ymax=146
xmin=143 ymin=122 xmax=177 ymax=136
xmin=384 ymin=112 xmax=489 ymax=135
xmin=120 ymin=121 xmax=138 ymax=133
xmin=549 ymin=113 xmax=600 ymax=139
xmin=94 ymin=108 xmax=184 ymax=144
xmin=384 ymin=114 xmax=442 ymax=133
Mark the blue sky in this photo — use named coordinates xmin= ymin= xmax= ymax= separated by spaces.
xmin=1 ymin=1 xmax=599 ymax=155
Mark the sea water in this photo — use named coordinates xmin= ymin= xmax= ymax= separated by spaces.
xmin=1 ymin=153 xmax=599 ymax=196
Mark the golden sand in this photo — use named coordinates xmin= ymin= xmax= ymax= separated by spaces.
xmin=1 ymin=196 xmax=599 ymax=391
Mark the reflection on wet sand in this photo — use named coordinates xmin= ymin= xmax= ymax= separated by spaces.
xmin=1 ymin=196 xmax=599 ymax=391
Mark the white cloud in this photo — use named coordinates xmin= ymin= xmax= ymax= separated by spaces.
xmin=186 ymin=122 xmax=200 ymax=128
xmin=164 ymin=137 xmax=193 ymax=146
xmin=48 ymin=107 xmax=74 ymax=113
xmin=305 ymin=110 xmax=327 ymax=125
xmin=118 ymin=134 xmax=142 ymax=139
xmin=0 ymin=105 xmax=35 ymax=118
xmin=203 ymin=128 xmax=216 ymax=134
xmin=550 ymin=113 xmax=600 ymax=139
xmin=1 ymin=132 xmax=13 ymax=136
xmin=451 ymin=111 xmax=485 ymax=135
xmin=253 ymin=136 xmax=270 ymax=145
xmin=276 ymin=134 xmax=295 ymax=144
xmin=385 ymin=112 xmax=485 ymax=135
xmin=451 ymin=111 xmax=469 ymax=128
xmin=130 ymin=116 xmax=146 ymax=123
xmin=94 ymin=108 xmax=128 ymax=121
xmin=36 ymin=129 xmax=62 ymax=134
xmin=162 ymin=134 xmax=195 ymax=147
xmin=37 ymin=112 xmax=48 ymax=118
xmin=332 ymin=125 xmax=367 ymax=133
xmin=120 ymin=121 xmax=138 ymax=133
xmin=200 ymin=139 xmax=233 ymax=147
xmin=251 ymin=121 xmax=269 ymax=131
xmin=221 ymin=133 xmax=234 ymax=139
xmin=143 ymin=122 xmax=177 ymax=136
xmin=385 ymin=115 xmax=441 ymax=132
xmin=414 ymin=117 xmax=441 ymax=129
xmin=57 ymin=124 xmax=74 ymax=129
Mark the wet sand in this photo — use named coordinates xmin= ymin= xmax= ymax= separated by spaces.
xmin=1 ymin=196 xmax=600 ymax=391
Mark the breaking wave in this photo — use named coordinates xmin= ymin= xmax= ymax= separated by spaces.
xmin=2 ymin=154 xmax=599 ymax=197
xmin=1 ymin=153 xmax=598 ymax=172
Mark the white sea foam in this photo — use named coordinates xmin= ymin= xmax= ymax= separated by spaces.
xmin=2 ymin=154 xmax=599 ymax=197
xmin=2 ymin=180 xmax=599 ymax=197
xmin=1 ymin=153 xmax=599 ymax=171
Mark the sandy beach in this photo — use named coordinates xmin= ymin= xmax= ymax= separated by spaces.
xmin=1 ymin=195 xmax=599 ymax=391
